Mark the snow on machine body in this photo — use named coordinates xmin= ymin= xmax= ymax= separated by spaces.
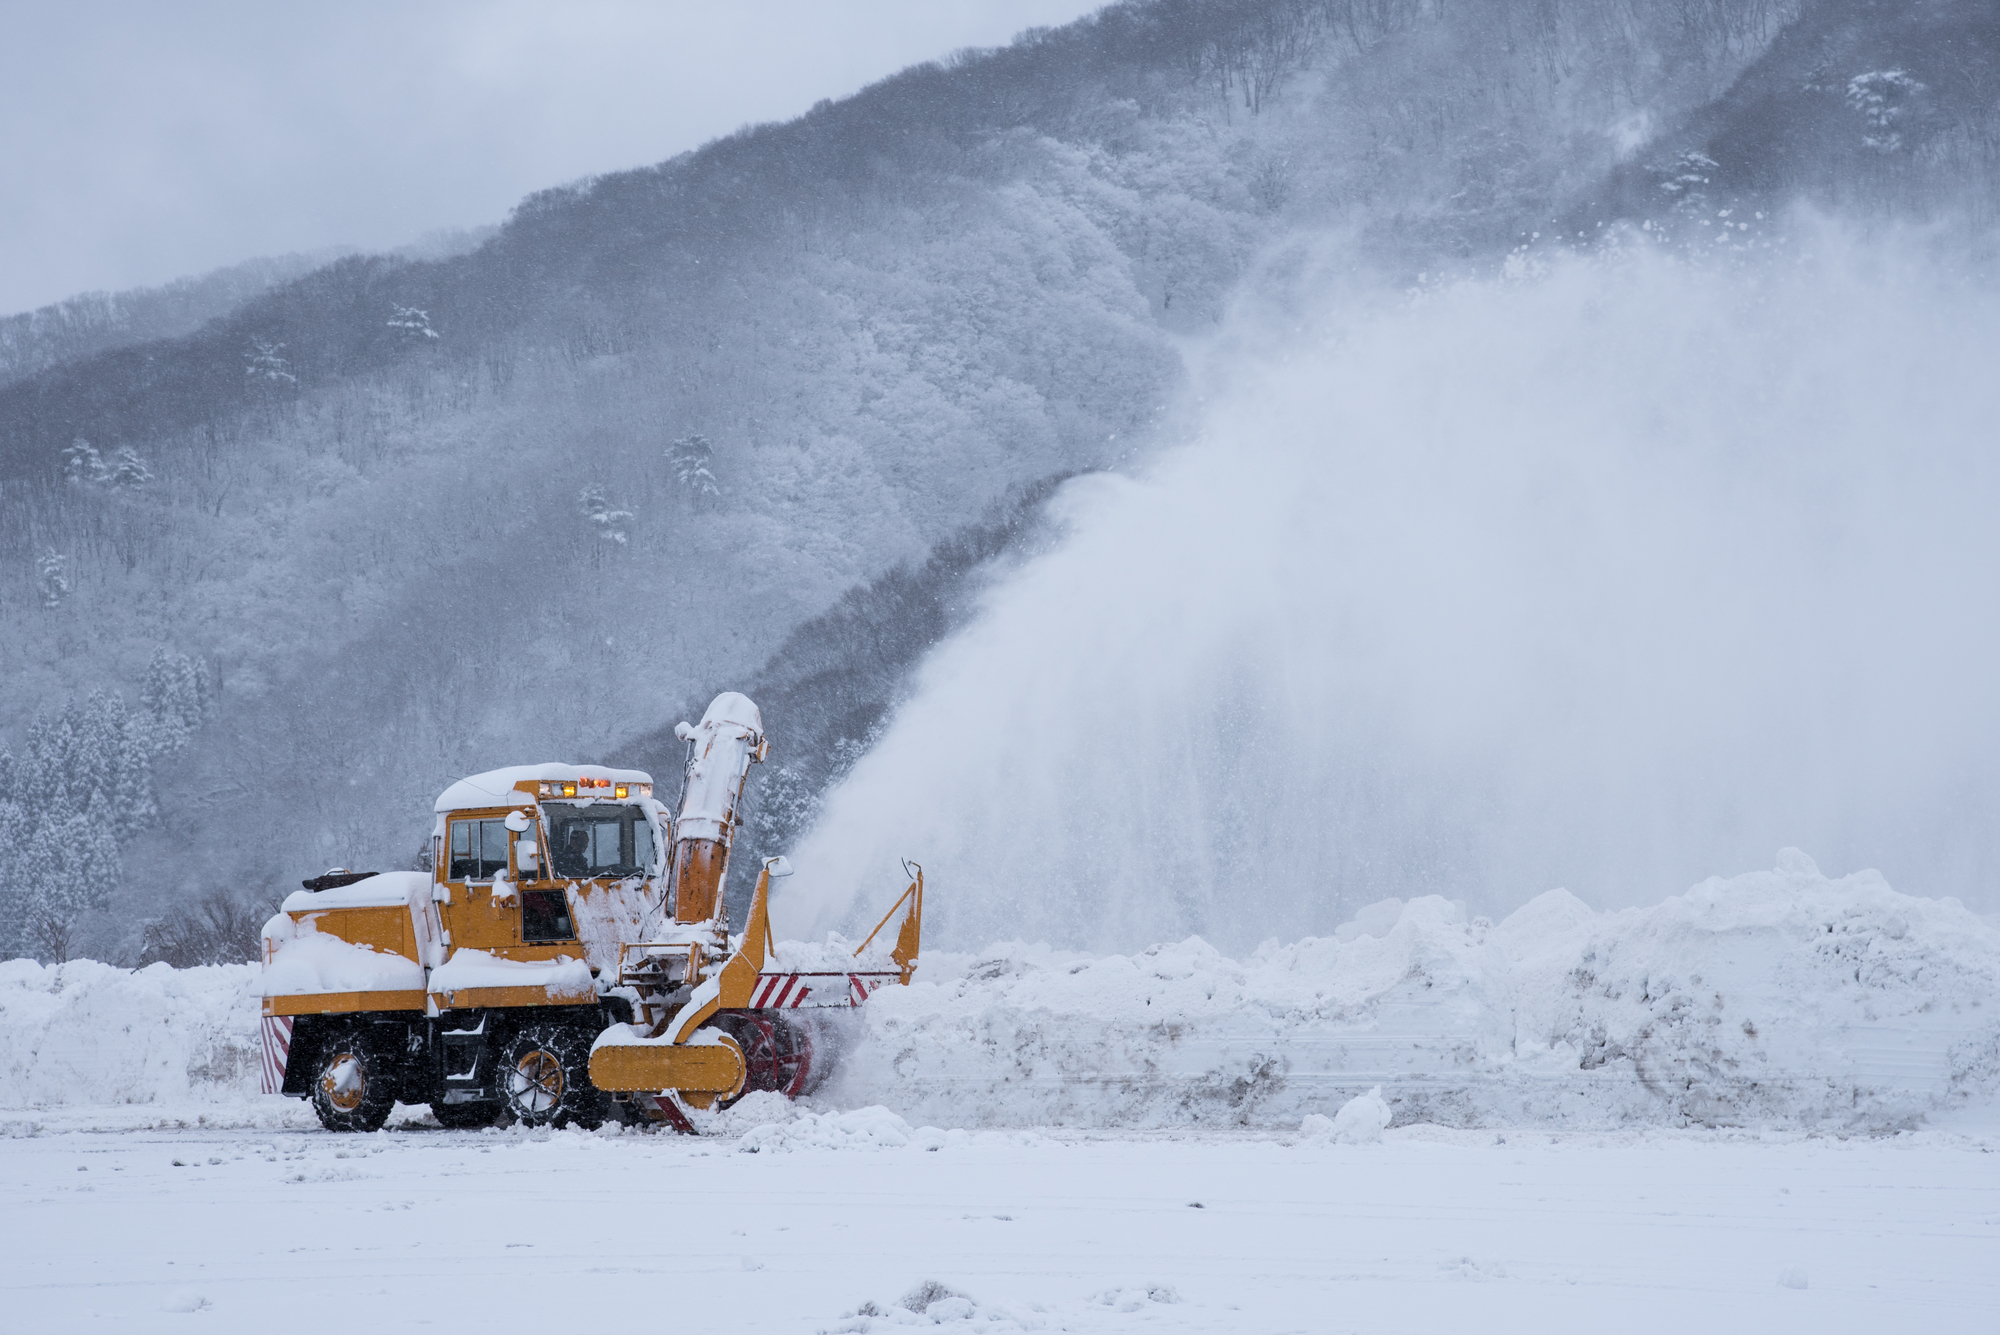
xmin=259 ymin=691 xmax=922 ymax=1131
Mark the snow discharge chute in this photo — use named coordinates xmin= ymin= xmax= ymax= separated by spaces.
xmin=665 ymin=690 xmax=765 ymax=925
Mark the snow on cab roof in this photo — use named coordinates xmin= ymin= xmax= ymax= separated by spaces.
xmin=434 ymin=763 xmax=654 ymax=813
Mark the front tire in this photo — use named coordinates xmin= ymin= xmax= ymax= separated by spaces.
xmin=498 ymin=1023 xmax=605 ymax=1129
xmin=308 ymin=1026 xmax=395 ymax=1132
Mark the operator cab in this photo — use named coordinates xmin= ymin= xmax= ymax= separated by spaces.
xmin=543 ymin=800 xmax=655 ymax=880
xmin=431 ymin=763 xmax=660 ymax=954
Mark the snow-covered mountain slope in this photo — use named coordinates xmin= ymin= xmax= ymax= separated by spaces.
xmin=0 ymin=0 xmax=1851 ymax=958
xmin=4 ymin=0 xmax=1996 ymax=960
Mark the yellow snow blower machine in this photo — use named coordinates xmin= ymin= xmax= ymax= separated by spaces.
xmin=258 ymin=692 xmax=922 ymax=1132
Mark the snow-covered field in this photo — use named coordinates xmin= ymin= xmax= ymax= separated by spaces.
xmin=3 ymin=1115 xmax=1997 ymax=1333
xmin=5 ymin=853 xmax=1999 ymax=1329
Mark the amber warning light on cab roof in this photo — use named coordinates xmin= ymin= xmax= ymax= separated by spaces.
xmin=537 ymin=778 xmax=649 ymax=799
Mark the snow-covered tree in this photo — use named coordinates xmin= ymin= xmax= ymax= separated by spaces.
xmin=37 ymin=549 xmax=69 ymax=608
xmin=82 ymin=692 xmax=158 ymax=827
xmin=141 ymin=647 xmax=212 ymax=757
xmin=2 ymin=694 xmax=154 ymax=958
xmin=244 ymin=338 xmax=297 ymax=387
xmin=0 ymin=794 xmax=26 ymax=957
xmin=387 ymin=305 xmax=440 ymax=340
xmin=63 ymin=439 xmax=104 ymax=483
xmin=667 ymin=433 xmax=720 ymax=508
xmin=578 ymin=485 xmax=634 ymax=545
xmin=105 ymin=447 xmax=153 ymax=486
xmin=1846 ymin=70 xmax=1926 ymax=152
xmin=62 ymin=439 xmax=151 ymax=487
xmin=22 ymin=708 xmax=71 ymax=803
xmin=22 ymin=800 xmax=119 ymax=962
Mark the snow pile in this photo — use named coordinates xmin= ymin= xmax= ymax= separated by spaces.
xmin=3 ymin=852 xmax=1996 ymax=1134
xmin=0 ymin=959 xmax=264 ymax=1110
xmin=821 ymin=852 xmax=2000 ymax=1133
xmin=735 ymin=1104 xmax=934 ymax=1153
xmin=1302 ymin=1088 xmax=1392 ymax=1144
xmin=768 ymin=932 xmax=896 ymax=973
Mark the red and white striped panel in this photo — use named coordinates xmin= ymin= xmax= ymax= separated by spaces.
xmin=748 ymin=972 xmax=899 ymax=1009
xmin=259 ymin=1015 xmax=295 ymax=1095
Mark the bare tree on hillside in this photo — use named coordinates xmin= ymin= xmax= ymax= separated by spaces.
xmin=137 ymin=891 xmax=274 ymax=968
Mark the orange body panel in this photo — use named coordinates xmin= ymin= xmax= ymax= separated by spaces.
xmin=430 ymin=985 xmax=595 ymax=1011
xmin=263 ymin=990 xmax=427 ymax=1016
xmin=289 ymin=905 xmax=416 ymax=960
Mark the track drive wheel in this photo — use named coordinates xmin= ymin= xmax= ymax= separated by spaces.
xmin=309 ymin=1025 xmax=395 ymax=1132
xmin=713 ymin=1012 xmax=815 ymax=1106
xmin=498 ymin=1023 xmax=605 ymax=1129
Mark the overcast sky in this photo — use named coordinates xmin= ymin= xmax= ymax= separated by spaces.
xmin=0 ymin=1 xmax=1105 ymax=316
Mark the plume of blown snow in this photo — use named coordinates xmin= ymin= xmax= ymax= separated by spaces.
xmin=781 ymin=228 xmax=2000 ymax=952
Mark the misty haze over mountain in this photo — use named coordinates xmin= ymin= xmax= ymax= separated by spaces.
xmin=3 ymin=0 xmax=1998 ymax=963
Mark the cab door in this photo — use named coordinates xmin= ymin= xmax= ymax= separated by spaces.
xmin=443 ymin=812 xmax=521 ymax=952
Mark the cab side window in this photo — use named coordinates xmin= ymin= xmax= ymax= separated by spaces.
xmin=447 ymin=818 xmax=511 ymax=881
xmin=522 ymin=889 xmax=574 ymax=943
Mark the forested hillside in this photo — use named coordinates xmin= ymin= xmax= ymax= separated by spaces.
xmin=3 ymin=0 xmax=1992 ymax=961
xmin=0 ymin=252 xmax=342 ymax=390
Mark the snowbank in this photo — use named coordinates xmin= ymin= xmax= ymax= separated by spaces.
xmin=819 ymin=852 xmax=2000 ymax=1133
xmin=5 ymin=853 xmax=1997 ymax=1134
xmin=0 ymin=959 xmax=265 ymax=1111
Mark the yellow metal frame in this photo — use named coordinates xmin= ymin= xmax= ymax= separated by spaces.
xmin=852 ymin=861 xmax=923 ymax=984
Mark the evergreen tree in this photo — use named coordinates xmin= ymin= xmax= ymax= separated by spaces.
xmin=666 ymin=434 xmax=721 ymax=508
xmin=578 ymin=485 xmax=634 ymax=545
xmin=25 ymin=708 xmax=74 ymax=805
xmin=0 ymin=796 xmax=24 ymax=959
xmin=78 ymin=692 xmax=120 ymax=792
xmin=141 ymin=647 xmax=211 ymax=756
xmin=106 ymin=447 xmax=154 ymax=486
xmin=244 ymin=338 xmax=297 ymax=388
xmin=113 ymin=720 xmax=157 ymax=828
xmin=21 ymin=798 xmax=121 ymax=963
xmin=37 ymin=549 xmax=69 ymax=609
xmin=387 ymin=305 xmax=440 ymax=340
xmin=62 ymin=439 xmax=106 ymax=483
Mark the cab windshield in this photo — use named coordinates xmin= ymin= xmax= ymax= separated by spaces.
xmin=543 ymin=802 xmax=655 ymax=880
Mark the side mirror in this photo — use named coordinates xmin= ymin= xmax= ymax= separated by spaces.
xmin=516 ymin=835 xmax=539 ymax=875
xmin=764 ymin=855 xmax=793 ymax=878
xmin=503 ymin=809 xmax=532 ymax=833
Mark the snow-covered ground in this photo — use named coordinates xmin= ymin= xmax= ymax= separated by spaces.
xmin=4 ymin=853 xmax=1998 ymax=1328
xmin=3 ymin=1113 xmax=1996 ymax=1333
